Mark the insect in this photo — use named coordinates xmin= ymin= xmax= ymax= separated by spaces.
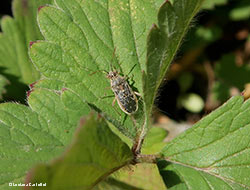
xmin=107 ymin=69 xmax=139 ymax=115
xmin=90 ymin=48 xmax=140 ymax=115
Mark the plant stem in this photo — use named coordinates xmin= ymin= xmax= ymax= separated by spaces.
xmin=131 ymin=120 xmax=147 ymax=159
xmin=135 ymin=154 xmax=159 ymax=164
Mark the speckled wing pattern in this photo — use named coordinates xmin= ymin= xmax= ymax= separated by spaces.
xmin=112 ymin=77 xmax=138 ymax=114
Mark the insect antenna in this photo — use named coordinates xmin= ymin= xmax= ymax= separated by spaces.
xmin=109 ymin=47 xmax=124 ymax=73
xmin=109 ymin=47 xmax=116 ymax=72
xmin=88 ymin=48 xmax=118 ymax=76
xmin=89 ymin=69 xmax=108 ymax=76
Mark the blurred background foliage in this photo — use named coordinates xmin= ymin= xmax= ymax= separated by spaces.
xmin=0 ymin=0 xmax=51 ymax=103
xmin=155 ymin=0 xmax=250 ymax=124
xmin=0 ymin=0 xmax=249 ymax=123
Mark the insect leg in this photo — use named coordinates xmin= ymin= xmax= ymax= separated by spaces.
xmin=89 ymin=69 xmax=108 ymax=76
xmin=98 ymin=96 xmax=121 ymax=117
xmin=99 ymin=94 xmax=114 ymax=99
xmin=134 ymin=92 xmax=141 ymax=97
xmin=99 ymin=87 xmax=113 ymax=99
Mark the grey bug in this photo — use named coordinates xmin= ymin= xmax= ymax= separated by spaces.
xmin=90 ymin=48 xmax=139 ymax=115
xmin=107 ymin=70 xmax=139 ymax=115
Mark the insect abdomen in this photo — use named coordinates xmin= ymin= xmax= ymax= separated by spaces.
xmin=111 ymin=78 xmax=138 ymax=114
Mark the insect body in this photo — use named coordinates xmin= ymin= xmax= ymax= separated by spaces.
xmin=107 ymin=71 xmax=138 ymax=115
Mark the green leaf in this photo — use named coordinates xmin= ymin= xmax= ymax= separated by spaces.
xmin=0 ymin=0 xmax=51 ymax=102
xmin=115 ymin=163 xmax=166 ymax=190
xmin=213 ymin=54 xmax=250 ymax=102
xmin=26 ymin=114 xmax=133 ymax=190
xmin=202 ymin=0 xmax=228 ymax=10
xmin=143 ymin=0 xmax=204 ymax=122
xmin=29 ymin=0 xmax=163 ymax=138
xmin=30 ymin=79 xmax=65 ymax=91
xmin=195 ymin=26 xmax=222 ymax=43
xmin=142 ymin=127 xmax=167 ymax=154
xmin=158 ymin=96 xmax=250 ymax=189
xmin=177 ymin=72 xmax=194 ymax=93
xmin=229 ymin=0 xmax=250 ymax=21
xmin=178 ymin=93 xmax=204 ymax=113
xmin=109 ymin=124 xmax=168 ymax=154
xmin=0 ymin=88 xmax=90 ymax=189
xmin=93 ymin=177 xmax=143 ymax=190
xmin=0 ymin=0 xmax=52 ymax=82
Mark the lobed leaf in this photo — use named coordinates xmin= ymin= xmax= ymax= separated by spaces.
xmin=0 ymin=0 xmax=51 ymax=102
xmin=114 ymin=163 xmax=166 ymax=190
xmin=0 ymin=0 xmax=52 ymax=82
xmin=143 ymin=0 xmax=204 ymax=121
xmin=0 ymin=88 xmax=90 ymax=189
xmin=26 ymin=114 xmax=133 ymax=190
xmin=30 ymin=0 xmax=164 ymax=138
xmin=158 ymin=96 xmax=250 ymax=189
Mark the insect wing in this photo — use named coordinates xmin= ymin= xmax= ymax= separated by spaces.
xmin=115 ymin=81 xmax=138 ymax=114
